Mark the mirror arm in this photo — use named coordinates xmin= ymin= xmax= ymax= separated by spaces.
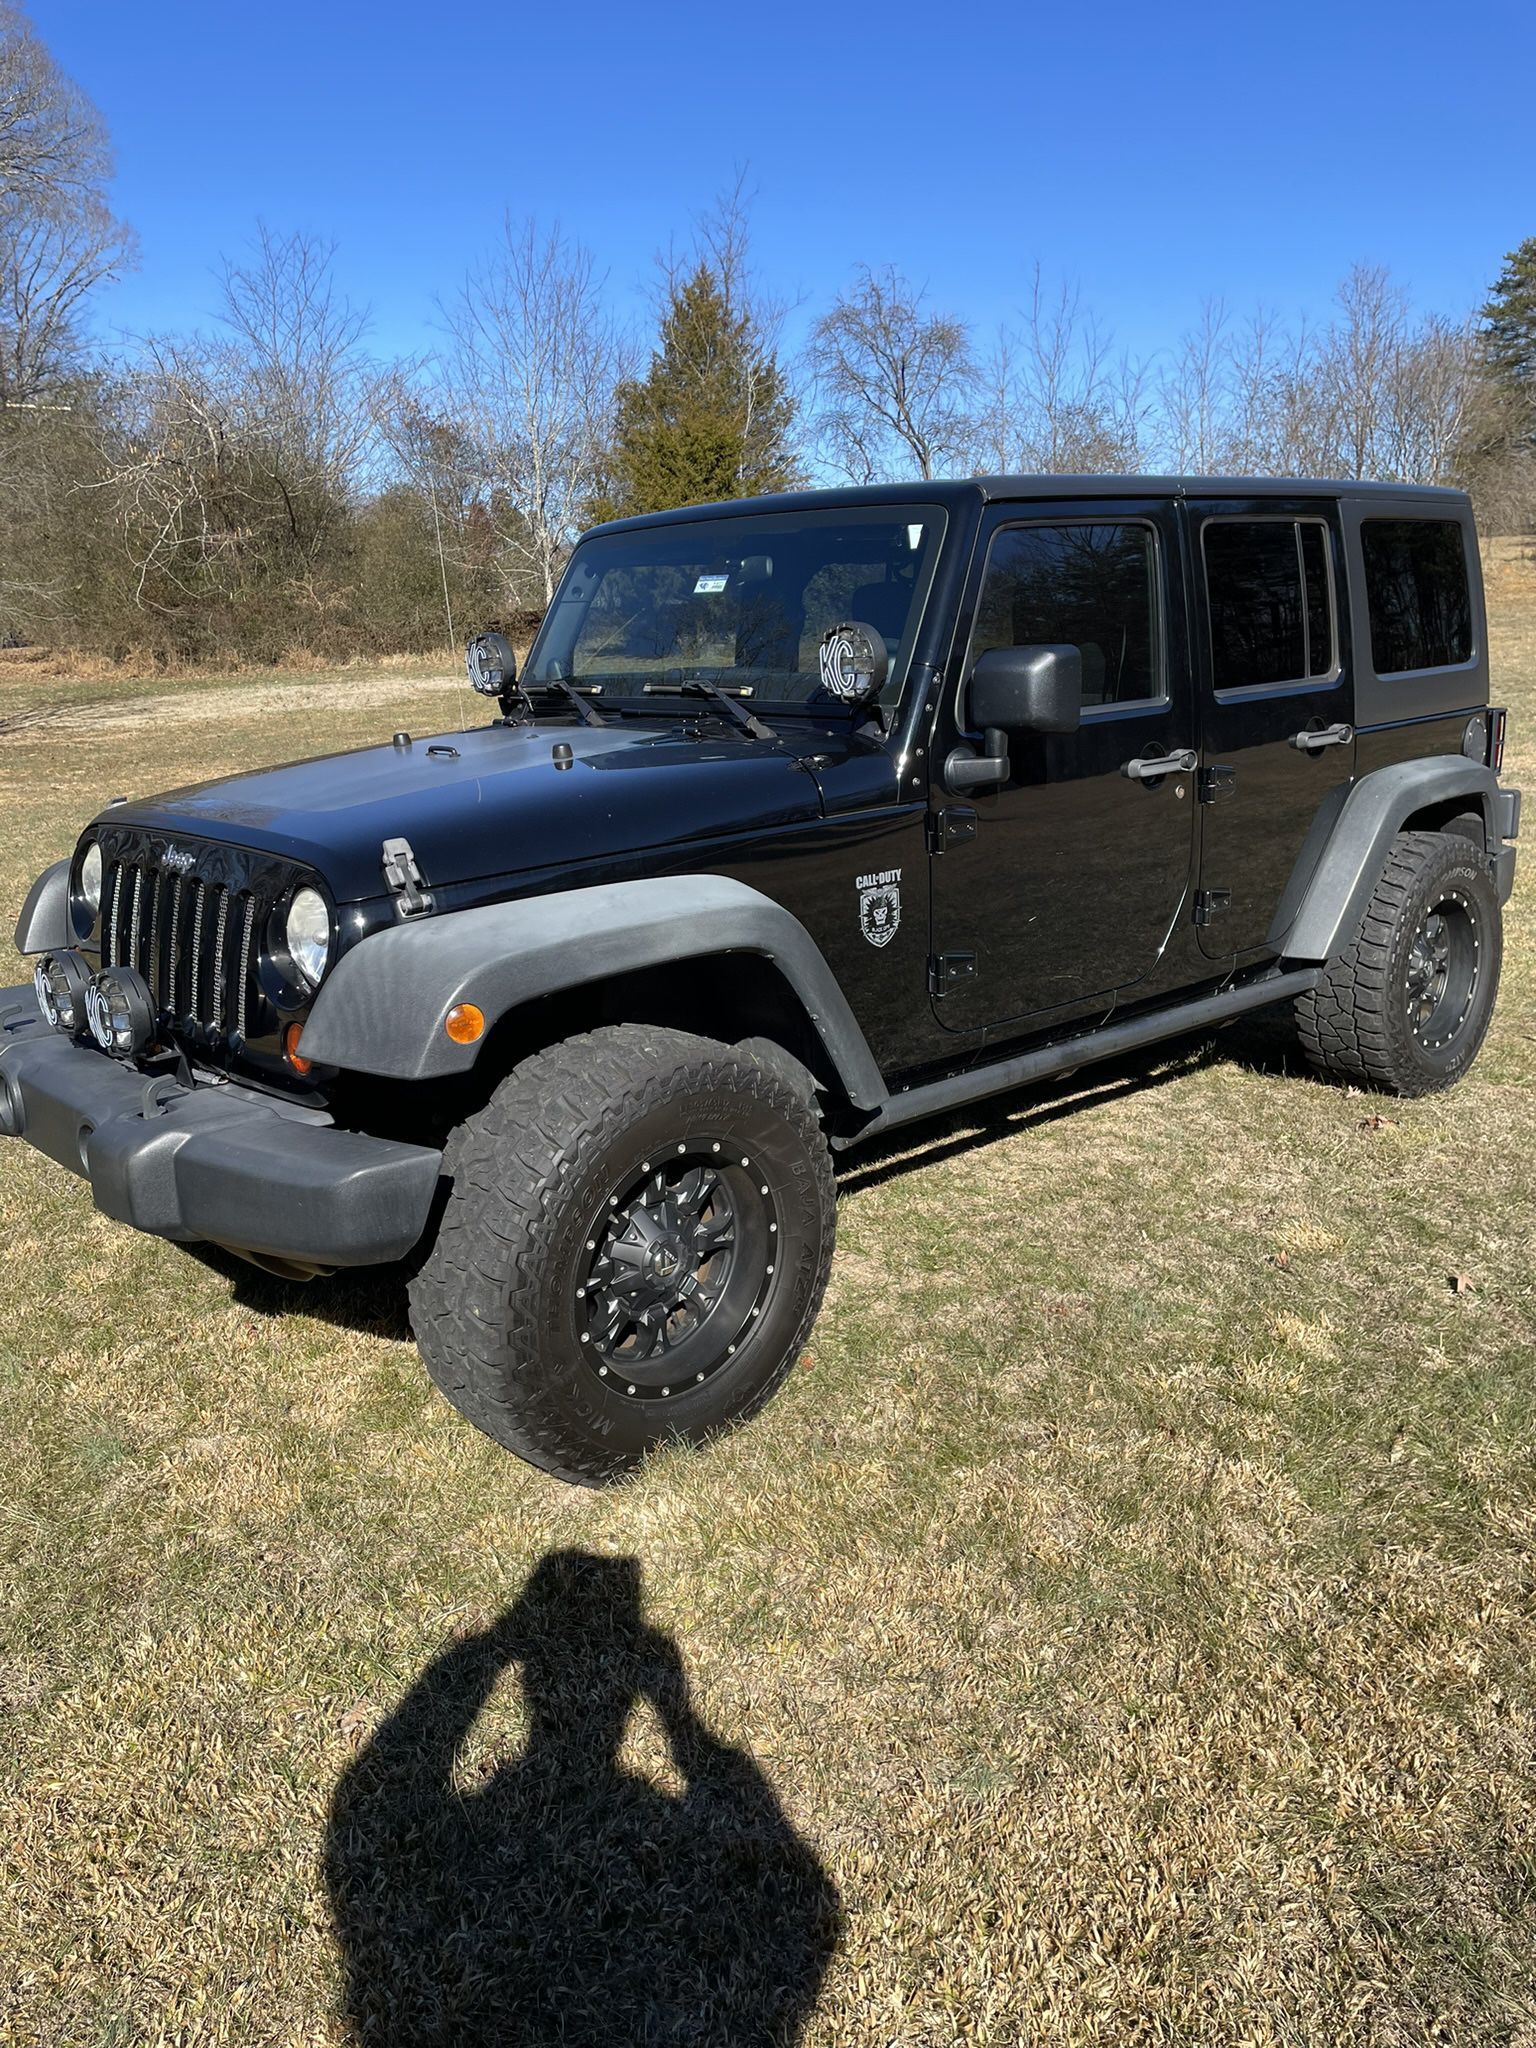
xmin=943 ymin=726 xmax=1010 ymax=793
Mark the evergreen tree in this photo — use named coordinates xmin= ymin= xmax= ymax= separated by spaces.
xmin=1480 ymin=236 xmax=1536 ymax=443
xmin=600 ymin=263 xmax=797 ymax=518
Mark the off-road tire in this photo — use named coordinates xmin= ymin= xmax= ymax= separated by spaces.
xmin=408 ymin=1025 xmax=836 ymax=1484
xmin=1295 ymin=829 xmax=1502 ymax=1096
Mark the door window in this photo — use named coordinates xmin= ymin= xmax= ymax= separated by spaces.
xmin=967 ymin=521 xmax=1163 ymax=709
xmin=1360 ymin=519 xmax=1472 ymax=674
xmin=1203 ymin=519 xmax=1337 ymax=690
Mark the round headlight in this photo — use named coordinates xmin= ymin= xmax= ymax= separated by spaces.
xmin=80 ymin=840 xmax=103 ymax=913
xmin=285 ymin=887 xmax=331 ymax=990
xmin=72 ymin=840 xmax=104 ymax=938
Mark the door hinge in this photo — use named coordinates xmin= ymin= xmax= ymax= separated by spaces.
xmin=1193 ymin=888 xmax=1232 ymax=927
xmin=381 ymin=835 xmax=434 ymax=919
xmin=1199 ymin=764 xmax=1237 ymax=803
xmin=928 ymin=951 xmax=977 ymax=995
xmin=927 ymin=806 xmax=978 ymax=853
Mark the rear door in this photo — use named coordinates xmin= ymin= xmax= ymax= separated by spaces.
xmin=928 ymin=496 xmax=1197 ymax=1034
xmin=1187 ymin=498 xmax=1355 ymax=960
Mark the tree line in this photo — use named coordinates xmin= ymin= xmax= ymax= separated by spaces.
xmin=2 ymin=4 xmax=1534 ymax=668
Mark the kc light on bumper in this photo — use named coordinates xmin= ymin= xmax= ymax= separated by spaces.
xmin=83 ymin=966 xmax=157 ymax=1058
xmin=0 ymin=984 xmax=440 ymax=1266
xmin=33 ymin=949 xmax=93 ymax=1034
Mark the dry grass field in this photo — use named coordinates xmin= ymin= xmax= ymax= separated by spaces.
xmin=2 ymin=557 xmax=1535 ymax=2045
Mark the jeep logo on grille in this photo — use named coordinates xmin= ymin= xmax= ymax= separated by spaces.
xmin=162 ymin=845 xmax=195 ymax=873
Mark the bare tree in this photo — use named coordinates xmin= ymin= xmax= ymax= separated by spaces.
xmin=0 ymin=4 xmax=133 ymax=405
xmin=216 ymin=224 xmax=379 ymax=553
xmin=808 ymin=264 xmax=978 ymax=482
xmin=1159 ymin=299 xmax=1232 ymax=473
xmin=0 ymin=2 xmax=108 ymax=201
xmin=979 ymin=268 xmax=1146 ymax=475
xmin=90 ymin=229 xmax=379 ymax=611
xmin=437 ymin=216 xmax=626 ymax=608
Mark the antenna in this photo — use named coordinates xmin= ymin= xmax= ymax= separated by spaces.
xmin=427 ymin=475 xmax=466 ymax=733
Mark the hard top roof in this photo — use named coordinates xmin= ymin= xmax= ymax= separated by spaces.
xmin=589 ymin=473 xmax=1467 ymax=537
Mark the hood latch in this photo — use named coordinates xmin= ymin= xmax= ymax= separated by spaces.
xmin=381 ymin=836 xmax=434 ymax=920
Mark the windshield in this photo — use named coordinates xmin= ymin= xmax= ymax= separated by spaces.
xmin=525 ymin=505 xmax=946 ymax=710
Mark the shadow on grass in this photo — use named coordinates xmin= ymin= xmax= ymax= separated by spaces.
xmin=324 ymin=1550 xmax=841 ymax=2046
xmin=200 ymin=1001 xmax=1310 ymax=1334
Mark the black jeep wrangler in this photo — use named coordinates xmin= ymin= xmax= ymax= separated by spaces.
xmin=3 ymin=478 xmax=1521 ymax=1482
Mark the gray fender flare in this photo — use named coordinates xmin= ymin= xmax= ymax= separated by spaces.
xmin=1282 ymin=760 xmax=1503 ymax=965
xmin=13 ymin=859 xmax=71 ymax=956
xmin=300 ymin=874 xmax=888 ymax=1108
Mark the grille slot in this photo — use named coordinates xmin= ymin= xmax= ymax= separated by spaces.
xmin=97 ymin=848 xmax=275 ymax=1051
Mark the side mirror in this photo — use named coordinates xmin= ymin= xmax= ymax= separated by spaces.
xmin=946 ymin=644 xmax=1082 ymax=792
xmin=971 ymin=644 xmax=1082 ymax=735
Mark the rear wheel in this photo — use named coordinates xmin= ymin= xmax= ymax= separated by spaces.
xmin=408 ymin=1025 xmax=836 ymax=1484
xmin=1295 ymin=829 xmax=1501 ymax=1096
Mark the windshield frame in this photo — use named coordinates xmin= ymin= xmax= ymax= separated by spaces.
xmin=525 ymin=502 xmax=950 ymax=721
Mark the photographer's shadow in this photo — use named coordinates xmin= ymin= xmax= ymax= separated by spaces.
xmin=324 ymin=1551 xmax=841 ymax=2046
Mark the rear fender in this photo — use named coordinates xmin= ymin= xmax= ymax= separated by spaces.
xmin=1281 ymin=760 xmax=1503 ymax=964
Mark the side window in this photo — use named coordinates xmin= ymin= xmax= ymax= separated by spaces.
xmin=1361 ymin=519 xmax=1472 ymax=674
xmin=968 ymin=521 xmax=1162 ymax=708
xmin=1203 ymin=519 xmax=1336 ymax=690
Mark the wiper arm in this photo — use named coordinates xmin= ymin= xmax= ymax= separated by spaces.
xmin=523 ymin=679 xmax=609 ymax=727
xmin=642 ymin=677 xmax=775 ymax=741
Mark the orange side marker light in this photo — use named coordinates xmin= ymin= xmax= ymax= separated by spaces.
xmin=282 ymin=1022 xmax=313 ymax=1075
xmin=445 ymin=1003 xmax=485 ymax=1045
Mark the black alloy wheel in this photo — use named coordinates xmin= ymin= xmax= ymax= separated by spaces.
xmin=576 ymin=1144 xmax=780 ymax=1400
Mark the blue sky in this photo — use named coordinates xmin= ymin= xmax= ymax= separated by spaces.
xmin=31 ymin=0 xmax=1536 ymax=371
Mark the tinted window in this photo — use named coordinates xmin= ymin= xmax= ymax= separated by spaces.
xmin=968 ymin=522 xmax=1161 ymax=708
xmin=1203 ymin=520 xmax=1336 ymax=689
xmin=1361 ymin=519 xmax=1472 ymax=674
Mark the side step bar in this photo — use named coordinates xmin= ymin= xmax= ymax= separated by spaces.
xmin=840 ymin=967 xmax=1321 ymax=1148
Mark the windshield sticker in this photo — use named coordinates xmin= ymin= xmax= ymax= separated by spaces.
xmin=818 ymin=621 xmax=889 ymax=703
xmin=693 ymin=573 xmax=729 ymax=595
xmin=857 ymin=867 xmax=902 ymax=949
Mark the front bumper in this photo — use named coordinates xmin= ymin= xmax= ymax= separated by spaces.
xmin=0 ymin=987 xmax=440 ymax=1269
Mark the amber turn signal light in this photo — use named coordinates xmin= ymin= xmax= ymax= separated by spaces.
xmin=282 ymin=1022 xmax=312 ymax=1075
xmin=445 ymin=1003 xmax=485 ymax=1045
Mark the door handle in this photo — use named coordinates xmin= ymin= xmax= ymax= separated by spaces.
xmin=1290 ymin=722 xmax=1354 ymax=753
xmin=1124 ymin=747 xmax=1197 ymax=782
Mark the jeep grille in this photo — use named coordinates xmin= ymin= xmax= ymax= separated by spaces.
xmin=93 ymin=831 xmax=307 ymax=1057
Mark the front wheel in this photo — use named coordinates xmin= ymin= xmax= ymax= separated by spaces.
xmin=408 ymin=1026 xmax=836 ymax=1484
xmin=1295 ymin=828 xmax=1503 ymax=1096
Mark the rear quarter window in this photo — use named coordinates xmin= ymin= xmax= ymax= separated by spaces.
xmin=1361 ymin=519 xmax=1472 ymax=674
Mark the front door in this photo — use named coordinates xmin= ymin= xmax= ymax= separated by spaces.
xmin=929 ymin=499 xmax=1197 ymax=1036
xmin=1187 ymin=498 xmax=1356 ymax=959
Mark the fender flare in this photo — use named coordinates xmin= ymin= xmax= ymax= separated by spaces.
xmin=1281 ymin=759 xmax=1503 ymax=965
xmin=13 ymin=859 xmax=71 ymax=956
xmin=300 ymin=874 xmax=888 ymax=1108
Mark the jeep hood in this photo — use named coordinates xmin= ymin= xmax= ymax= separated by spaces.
xmin=102 ymin=718 xmax=854 ymax=901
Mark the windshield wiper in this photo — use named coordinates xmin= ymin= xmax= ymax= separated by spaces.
xmin=642 ymin=678 xmax=775 ymax=741
xmin=523 ymin=678 xmax=609 ymax=727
